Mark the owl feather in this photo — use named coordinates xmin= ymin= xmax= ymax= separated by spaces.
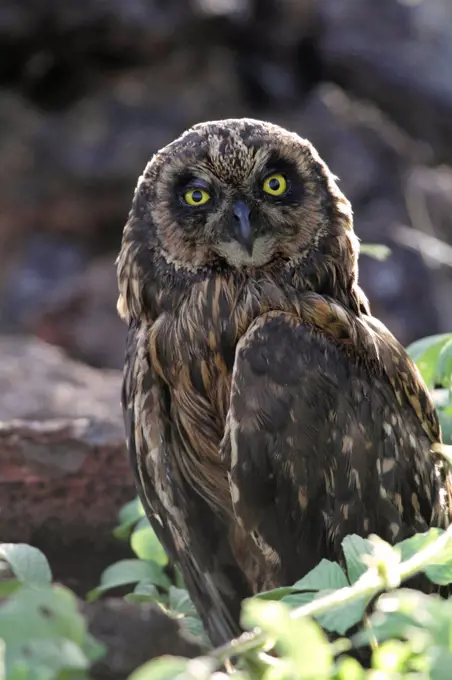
xmin=116 ymin=118 xmax=452 ymax=645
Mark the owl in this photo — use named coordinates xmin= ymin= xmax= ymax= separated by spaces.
xmin=116 ymin=118 xmax=452 ymax=647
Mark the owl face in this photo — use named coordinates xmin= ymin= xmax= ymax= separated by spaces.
xmin=139 ymin=118 xmax=352 ymax=270
xmin=165 ymin=151 xmax=306 ymax=268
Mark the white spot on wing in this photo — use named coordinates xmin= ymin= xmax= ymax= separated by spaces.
xmin=383 ymin=422 xmax=392 ymax=436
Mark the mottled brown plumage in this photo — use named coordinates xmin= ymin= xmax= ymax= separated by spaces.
xmin=116 ymin=118 xmax=452 ymax=646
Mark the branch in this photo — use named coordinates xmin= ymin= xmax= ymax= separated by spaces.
xmin=393 ymin=223 xmax=452 ymax=268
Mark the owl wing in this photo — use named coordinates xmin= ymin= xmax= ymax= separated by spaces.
xmin=122 ymin=320 xmax=252 ymax=646
xmin=222 ymin=294 xmax=450 ymax=586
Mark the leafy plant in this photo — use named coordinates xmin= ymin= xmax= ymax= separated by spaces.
xmin=407 ymin=333 xmax=452 ymax=443
xmin=130 ymin=527 xmax=452 ymax=680
xmin=0 ymin=544 xmax=105 ymax=679
xmin=90 ymin=497 xmax=210 ymax=649
xmin=360 ymin=243 xmax=391 ymax=261
xmin=89 ymin=497 xmax=171 ymax=603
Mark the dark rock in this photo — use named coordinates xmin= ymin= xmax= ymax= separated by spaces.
xmin=0 ymin=0 xmax=195 ymax=109
xmin=319 ymin=0 xmax=452 ymax=163
xmin=0 ymin=335 xmax=122 ymax=420
xmin=0 ymin=47 xmax=245 ymax=253
xmin=0 ymin=335 xmax=133 ymax=548
xmin=216 ymin=0 xmax=319 ymax=107
xmin=27 ymin=255 xmax=126 ymax=369
xmin=0 ymin=40 xmax=246 ymax=347
xmin=1 ymin=233 xmax=87 ymax=333
xmin=82 ymin=599 xmax=205 ymax=680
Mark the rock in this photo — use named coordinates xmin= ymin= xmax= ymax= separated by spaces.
xmin=272 ymin=84 xmax=440 ymax=344
xmin=212 ymin=0 xmax=319 ymax=107
xmin=0 ymin=37 xmax=246 ymax=342
xmin=319 ymin=0 xmax=452 ymax=162
xmin=0 ymin=335 xmax=122 ymax=421
xmin=0 ymin=46 xmax=245 ymax=265
xmin=0 ymin=0 xmax=194 ymax=108
xmin=83 ymin=599 xmax=205 ymax=680
xmin=25 ymin=255 xmax=126 ymax=369
xmin=0 ymin=233 xmax=87 ymax=334
xmin=0 ymin=335 xmax=133 ymax=553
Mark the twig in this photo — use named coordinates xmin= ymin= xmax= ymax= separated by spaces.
xmin=188 ymin=526 xmax=452 ymax=672
xmin=393 ymin=223 xmax=452 ymax=269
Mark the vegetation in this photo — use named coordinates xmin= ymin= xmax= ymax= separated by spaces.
xmin=3 ymin=301 xmax=452 ymax=678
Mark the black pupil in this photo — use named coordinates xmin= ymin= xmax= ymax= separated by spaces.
xmin=269 ymin=177 xmax=280 ymax=191
xmin=191 ymin=190 xmax=203 ymax=202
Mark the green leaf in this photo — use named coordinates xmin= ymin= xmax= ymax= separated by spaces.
xmin=168 ymin=587 xmax=197 ymax=617
xmin=282 ymin=590 xmax=367 ymax=634
xmin=124 ymin=594 xmax=158 ymax=605
xmin=372 ymin=639 xmax=412 ymax=672
xmin=165 ymin=588 xmax=208 ymax=646
xmin=87 ymin=559 xmax=171 ymax=601
xmin=128 ymin=657 xmax=190 ymax=680
xmin=315 ymin=592 xmax=367 ymax=635
xmin=131 ymin=523 xmax=168 ymax=566
xmin=280 ymin=592 xmax=317 ymax=608
xmin=0 ymin=579 xmax=21 ymax=597
xmin=278 ymin=559 xmax=358 ymax=635
xmin=0 ymin=585 xmax=87 ymax=647
xmin=355 ymin=589 xmax=446 ymax=647
xmin=293 ymin=559 xmax=348 ymax=591
xmin=336 ymin=656 xmax=365 ymax=680
xmin=118 ymin=497 xmax=145 ymax=524
xmin=406 ymin=333 xmax=452 ymax=364
xmin=254 ymin=586 xmax=296 ymax=601
xmin=0 ymin=544 xmax=52 ymax=586
xmin=5 ymin=638 xmax=89 ymax=678
xmin=397 ymin=528 xmax=452 ymax=585
xmin=406 ymin=333 xmax=452 ymax=388
xmin=437 ymin=408 xmax=452 ymax=445
xmin=179 ymin=616 xmax=210 ymax=647
xmin=113 ymin=497 xmax=145 ymax=539
xmin=425 ymin=553 xmax=452 ymax=587
xmin=397 ymin=528 xmax=444 ymax=562
xmin=437 ymin=338 xmax=452 ymax=389
xmin=242 ymin=598 xmax=332 ymax=677
xmin=360 ymin=243 xmax=391 ymax=261
xmin=124 ymin=582 xmax=161 ymax=605
xmin=134 ymin=516 xmax=153 ymax=531
xmin=429 ymin=648 xmax=452 ymax=680
xmin=342 ymin=535 xmax=375 ymax=583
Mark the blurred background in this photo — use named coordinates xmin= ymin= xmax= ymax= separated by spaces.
xmin=2 ymin=0 xmax=452 ymax=368
xmin=2 ymin=0 xmax=452 ymax=670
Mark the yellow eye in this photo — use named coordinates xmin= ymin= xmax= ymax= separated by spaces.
xmin=184 ymin=188 xmax=211 ymax=206
xmin=262 ymin=173 xmax=287 ymax=196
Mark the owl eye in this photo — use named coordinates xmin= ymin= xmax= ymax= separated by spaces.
xmin=184 ymin=188 xmax=211 ymax=206
xmin=262 ymin=173 xmax=288 ymax=196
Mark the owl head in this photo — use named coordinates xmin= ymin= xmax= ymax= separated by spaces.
xmin=118 ymin=118 xmax=365 ymax=319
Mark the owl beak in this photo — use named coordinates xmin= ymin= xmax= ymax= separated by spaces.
xmin=232 ymin=201 xmax=254 ymax=255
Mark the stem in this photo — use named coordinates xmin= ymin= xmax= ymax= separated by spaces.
xmin=206 ymin=525 xmax=452 ymax=669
